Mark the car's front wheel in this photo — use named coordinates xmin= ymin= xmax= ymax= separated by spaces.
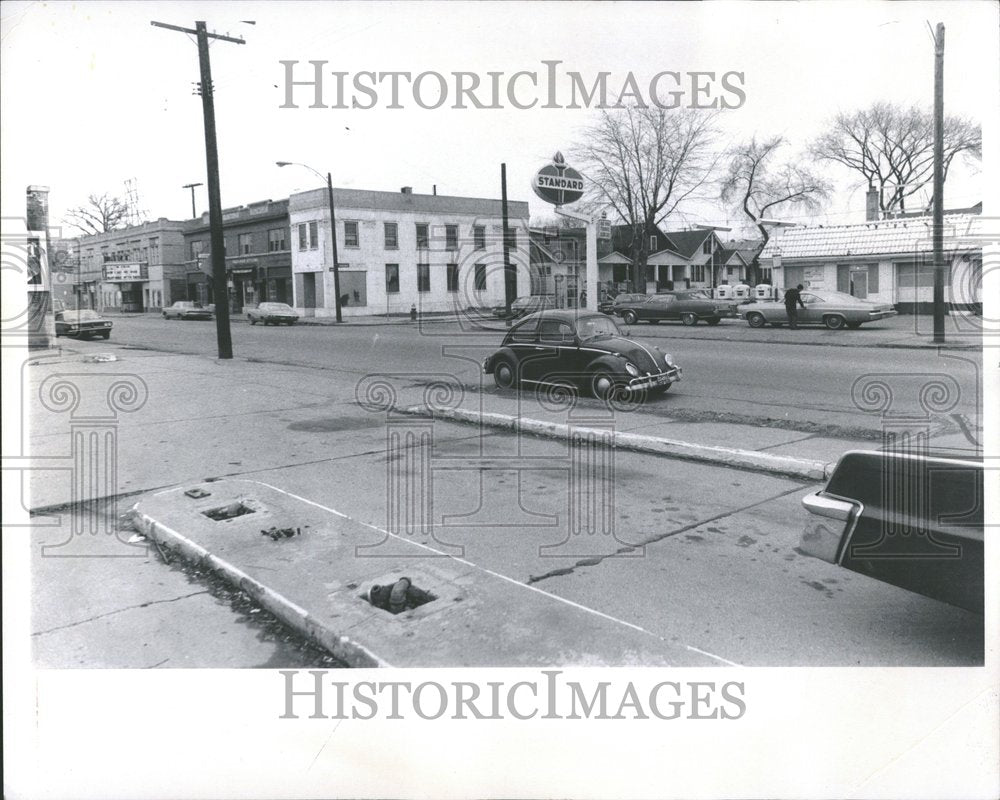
xmin=590 ymin=370 xmax=618 ymax=400
xmin=99 ymin=332 xmax=110 ymax=340
xmin=621 ymin=310 xmax=638 ymax=325
xmin=680 ymin=312 xmax=698 ymax=326
xmin=824 ymin=314 xmax=847 ymax=330
xmin=493 ymin=358 xmax=517 ymax=389
xmin=746 ymin=312 xmax=767 ymax=328
xmin=706 ymin=317 xmax=722 ymax=326
xmin=249 ymin=317 xmax=257 ymax=325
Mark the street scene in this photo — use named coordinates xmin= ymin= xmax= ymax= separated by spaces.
xmin=3 ymin=1 xmax=996 ymax=798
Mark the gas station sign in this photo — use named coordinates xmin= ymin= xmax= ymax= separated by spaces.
xmin=532 ymin=151 xmax=585 ymax=206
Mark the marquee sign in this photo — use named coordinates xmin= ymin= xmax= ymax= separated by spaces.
xmin=532 ymin=151 xmax=584 ymax=206
xmin=103 ymin=263 xmax=146 ymax=282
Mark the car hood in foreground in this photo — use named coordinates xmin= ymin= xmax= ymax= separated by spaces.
xmin=582 ymin=336 xmax=669 ymax=372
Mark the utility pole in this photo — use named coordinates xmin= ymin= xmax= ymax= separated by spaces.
xmin=152 ymin=19 xmax=245 ymax=359
xmin=932 ymin=22 xmax=946 ymax=344
xmin=183 ymin=182 xmax=203 ymax=219
xmin=501 ymin=163 xmax=515 ymax=324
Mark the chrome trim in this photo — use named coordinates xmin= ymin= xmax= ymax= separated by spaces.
xmin=801 ymin=492 xmax=854 ymax=521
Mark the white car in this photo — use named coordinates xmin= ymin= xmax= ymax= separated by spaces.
xmin=163 ymin=301 xmax=213 ymax=320
xmin=246 ymin=302 xmax=301 ymax=326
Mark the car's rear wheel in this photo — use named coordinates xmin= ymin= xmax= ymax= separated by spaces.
xmin=493 ymin=358 xmax=517 ymax=389
xmin=824 ymin=314 xmax=847 ymax=330
xmin=621 ymin=310 xmax=638 ymax=325
xmin=162 ymin=312 xmax=168 ymax=319
xmin=249 ymin=317 xmax=257 ymax=325
xmin=706 ymin=317 xmax=722 ymax=326
xmin=747 ymin=312 xmax=766 ymax=328
xmin=680 ymin=312 xmax=698 ymax=326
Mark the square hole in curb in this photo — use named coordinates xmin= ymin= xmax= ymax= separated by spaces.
xmin=362 ymin=578 xmax=437 ymax=615
xmin=202 ymin=501 xmax=256 ymax=521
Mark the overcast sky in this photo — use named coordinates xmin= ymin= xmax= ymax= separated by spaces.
xmin=2 ymin=0 xmax=994 ymax=239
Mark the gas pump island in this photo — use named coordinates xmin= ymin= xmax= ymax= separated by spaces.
xmin=531 ymin=152 xmax=605 ymax=312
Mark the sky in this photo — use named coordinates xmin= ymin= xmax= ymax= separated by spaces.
xmin=1 ymin=0 xmax=994 ymax=239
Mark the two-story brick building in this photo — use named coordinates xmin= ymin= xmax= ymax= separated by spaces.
xmin=182 ymin=199 xmax=292 ymax=312
xmin=288 ymin=186 xmax=530 ymax=316
xmin=77 ymin=219 xmax=189 ymax=313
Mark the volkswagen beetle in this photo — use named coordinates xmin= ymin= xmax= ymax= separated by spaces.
xmin=482 ymin=310 xmax=682 ymax=399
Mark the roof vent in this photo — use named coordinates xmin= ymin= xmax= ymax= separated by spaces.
xmin=401 ymin=186 xmax=413 ymax=194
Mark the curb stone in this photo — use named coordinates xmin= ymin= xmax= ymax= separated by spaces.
xmin=396 ymin=404 xmax=834 ymax=481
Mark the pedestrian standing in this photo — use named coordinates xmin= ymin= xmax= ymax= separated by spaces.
xmin=784 ymin=284 xmax=805 ymax=329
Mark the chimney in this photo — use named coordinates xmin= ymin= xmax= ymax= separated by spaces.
xmin=401 ymin=186 xmax=412 ymax=194
xmin=865 ymin=186 xmax=879 ymax=221
xmin=432 ymin=185 xmax=437 ymax=196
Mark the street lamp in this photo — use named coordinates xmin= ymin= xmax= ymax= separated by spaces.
xmin=693 ymin=224 xmax=731 ymax=289
xmin=276 ymin=161 xmax=342 ymax=323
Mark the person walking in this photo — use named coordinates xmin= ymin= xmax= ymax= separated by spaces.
xmin=784 ymin=284 xmax=806 ymax=329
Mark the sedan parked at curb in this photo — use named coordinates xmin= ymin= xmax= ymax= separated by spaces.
xmin=163 ymin=301 xmax=213 ymax=320
xmin=482 ymin=310 xmax=682 ymax=400
xmin=617 ymin=290 xmax=736 ymax=326
xmin=492 ymin=295 xmax=555 ymax=320
xmin=739 ymin=289 xmax=897 ymax=330
xmin=598 ymin=293 xmax=651 ymax=316
xmin=799 ymin=450 xmax=983 ymax=614
xmin=246 ymin=302 xmax=301 ymax=325
xmin=54 ymin=309 xmax=113 ymax=339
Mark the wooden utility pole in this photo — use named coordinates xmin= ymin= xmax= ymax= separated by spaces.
xmin=152 ymin=20 xmax=245 ymax=359
xmin=932 ymin=22 xmax=946 ymax=344
xmin=501 ymin=163 xmax=515 ymax=324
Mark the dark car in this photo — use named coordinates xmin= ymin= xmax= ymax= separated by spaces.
xmin=597 ymin=292 xmax=651 ymax=315
xmin=482 ymin=310 xmax=682 ymax=399
xmin=492 ymin=295 xmax=555 ymax=320
xmin=54 ymin=309 xmax=113 ymax=339
xmin=799 ymin=450 xmax=983 ymax=613
xmin=617 ymin=291 xmax=736 ymax=326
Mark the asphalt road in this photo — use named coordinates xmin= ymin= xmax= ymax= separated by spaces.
xmin=30 ymin=321 xmax=984 ymax=666
xmin=102 ymin=314 xmax=981 ymax=439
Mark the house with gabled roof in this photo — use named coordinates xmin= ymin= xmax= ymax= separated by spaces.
xmin=759 ymin=213 xmax=983 ymax=313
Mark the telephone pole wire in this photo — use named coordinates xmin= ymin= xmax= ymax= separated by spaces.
xmin=152 ymin=19 xmax=245 ymax=359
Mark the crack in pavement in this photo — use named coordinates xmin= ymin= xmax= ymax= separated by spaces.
xmin=31 ymin=590 xmax=211 ymax=636
xmin=526 ymin=483 xmax=808 ymax=585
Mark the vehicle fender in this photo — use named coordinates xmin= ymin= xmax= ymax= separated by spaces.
xmin=485 ymin=345 xmax=519 ymax=374
xmin=585 ymin=353 xmax=627 ymax=376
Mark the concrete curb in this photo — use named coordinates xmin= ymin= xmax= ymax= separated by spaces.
xmin=396 ymin=404 xmax=833 ymax=481
xmin=129 ymin=501 xmax=390 ymax=668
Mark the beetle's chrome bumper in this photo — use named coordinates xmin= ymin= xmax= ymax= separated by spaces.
xmin=627 ymin=366 xmax=682 ymax=391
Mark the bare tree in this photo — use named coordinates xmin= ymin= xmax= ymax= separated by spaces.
xmin=720 ymin=135 xmax=831 ymax=284
xmin=575 ymin=106 xmax=721 ymax=291
xmin=810 ymin=102 xmax=980 ymax=215
xmin=64 ymin=193 xmax=131 ymax=235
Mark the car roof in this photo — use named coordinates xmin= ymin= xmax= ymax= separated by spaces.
xmin=516 ymin=309 xmax=607 ymax=324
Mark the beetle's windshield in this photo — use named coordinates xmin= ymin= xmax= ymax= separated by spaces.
xmin=577 ymin=315 xmax=621 ymax=340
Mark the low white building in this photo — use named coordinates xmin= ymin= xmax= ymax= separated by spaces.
xmin=288 ymin=186 xmax=530 ymax=317
xmin=760 ymin=214 xmax=984 ymax=313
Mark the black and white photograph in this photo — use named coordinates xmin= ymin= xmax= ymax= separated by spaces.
xmin=2 ymin=1 xmax=997 ymax=797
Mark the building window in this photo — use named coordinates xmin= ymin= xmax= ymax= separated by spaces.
xmin=649 ymin=235 xmax=657 ymax=252
xmin=447 ymin=263 xmax=459 ymax=292
xmin=445 ymin=224 xmax=458 ymax=250
xmin=417 ymin=264 xmax=431 ymax=292
xmin=239 ymin=233 xmax=252 ymax=255
xmin=474 ymin=226 xmax=486 ymax=250
xmin=759 ymin=267 xmax=772 ymax=284
xmin=385 ymin=264 xmax=400 ymax=293
xmin=148 ymin=238 xmax=160 ymax=264
xmin=309 ymin=221 xmax=318 ymax=249
xmin=691 ymin=264 xmax=705 ymax=282
xmin=416 ymin=223 xmax=429 ymax=249
xmin=474 ymin=263 xmax=487 ymax=291
xmin=190 ymin=240 xmax=207 ymax=260
xmin=344 ymin=221 xmax=359 ymax=248
xmin=384 ymin=222 xmax=398 ymax=249
xmin=268 ymin=228 xmax=286 ymax=252
xmin=702 ymin=239 xmax=713 ymax=255
xmin=298 ymin=224 xmax=308 ymax=251
xmin=505 ymin=228 xmax=518 ymax=250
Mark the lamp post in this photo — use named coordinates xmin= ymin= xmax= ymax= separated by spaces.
xmin=693 ymin=224 xmax=731 ymax=290
xmin=277 ymin=161 xmax=342 ymax=323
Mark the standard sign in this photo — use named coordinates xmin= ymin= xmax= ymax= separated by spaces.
xmin=532 ymin=151 xmax=585 ymax=206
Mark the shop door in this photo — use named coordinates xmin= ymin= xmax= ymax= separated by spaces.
xmin=850 ymin=270 xmax=868 ymax=299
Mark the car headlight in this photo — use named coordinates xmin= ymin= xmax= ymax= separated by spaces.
xmin=624 ymin=362 xmax=640 ymax=377
xmin=664 ymin=353 xmax=674 ymax=366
